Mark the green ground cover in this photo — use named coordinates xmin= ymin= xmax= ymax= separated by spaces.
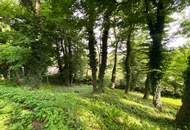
xmin=0 ymin=83 xmax=181 ymax=130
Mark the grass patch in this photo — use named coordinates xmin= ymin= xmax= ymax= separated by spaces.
xmin=0 ymin=84 xmax=181 ymax=130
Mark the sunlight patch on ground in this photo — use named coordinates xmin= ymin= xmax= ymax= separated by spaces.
xmin=0 ymin=99 xmax=17 ymax=130
xmin=161 ymin=97 xmax=182 ymax=106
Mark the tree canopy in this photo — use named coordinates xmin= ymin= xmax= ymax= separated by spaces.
xmin=0 ymin=0 xmax=190 ymax=129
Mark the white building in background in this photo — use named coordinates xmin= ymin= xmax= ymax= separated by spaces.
xmin=47 ymin=66 xmax=59 ymax=75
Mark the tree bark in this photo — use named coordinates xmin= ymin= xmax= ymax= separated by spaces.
xmin=125 ymin=27 xmax=133 ymax=94
xmin=88 ymin=29 xmax=97 ymax=92
xmin=68 ymin=38 xmax=73 ymax=85
xmin=30 ymin=0 xmax=42 ymax=85
xmin=130 ymin=64 xmax=138 ymax=91
xmin=87 ymin=13 xmax=97 ymax=92
xmin=111 ymin=43 xmax=118 ymax=89
xmin=16 ymin=71 xmax=21 ymax=85
xmin=111 ymin=25 xmax=118 ymax=89
xmin=144 ymin=0 xmax=165 ymax=108
xmin=176 ymin=56 xmax=190 ymax=128
xmin=61 ymin=37 xmax=73 ymax=86
xmin=143 ymin=74 xmax=151 ymax=99
xmin=98 ymin=9 xmax=112 ymax=92
xmin=153 ymin=84 xmax=162 ymax=111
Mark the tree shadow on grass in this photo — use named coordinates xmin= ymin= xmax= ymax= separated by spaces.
xmin=73 ymin=96 xmax=133 ymax=130
xmin=85 ymin=92 xmax=176 ymax=129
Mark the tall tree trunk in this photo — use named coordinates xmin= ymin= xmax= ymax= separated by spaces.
xmin=125 ymin=27 xmax=133 ymax=94
xmin=149 ymin=39 xmax=164 ymax=109
xmin=111 ymin=44 xmax=118 ymax=89
xmin=68 ymin=38 xmax=73 ymax=85
xmin=87 ymin=15 xmax=97 ymax=92
xmin=88 ymin=29 xmax=97 ymax=92
xmin=129 ymin=46 xmax=138 ymax=91
xmin=16 ymin=71 xmax=21 ymax=85
xmin=62 ymin=39 xmax=72 ymax=86
xmin=144 ymin=0 xmax=165 ymax=109
xmin=143 ymin=74 xmax=151 ymax=99
xmin=98 ymin=9 xmax=112 ymax=92
xmin=111 ymin=26 xmax=118 ymax=89
xmin=130 ymin=64 xmax=138 ymax=91
xmin=153 ymin=84 xmax=162 ymax=111
xmin=21 ymin=0 xmax=46 ymax=87
xmin=85 ymin=4 xmax=98 ymax=92
xmin=176 ymin=56 xmax=190 ymax=128
xmin=31 ymin=0 xmax=42 ymax=86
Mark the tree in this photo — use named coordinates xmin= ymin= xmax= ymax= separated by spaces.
xmin=84 ymin=0 xmax=98 ymax=92
xmin=144 ymin=0 xmax=167 ymax=109
xmin=45 ymin=0 xmax=87 ymax=85
xmin=143 ymin=0 xmax=188 ymax=108
xmin=125 ymin=26 xmax=134 ymax=94
xmin=111 ymin=25 xmax=119 ymax=89
xmin=17 ymin=0 xmax=51 ymax=86
xmin=98 ymin=1 xmax=115 ymax=92
xmin=0 ymin=43 xmax=31 ymax=83
xmin=161 ymin=47 xmax=190 ymax=97
xmin=176 ymin=56 xmax=190 ymax=128
xmin=175 ymin=16 xmax=190 ymax=128
xmin=143 ymin=74 xmax=151 ymax=99
xmin=118 ymin=0 xmax=146 ymax=94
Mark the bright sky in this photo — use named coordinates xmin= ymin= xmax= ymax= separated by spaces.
xmin=167 ymin=6 xmax=190 ymax=48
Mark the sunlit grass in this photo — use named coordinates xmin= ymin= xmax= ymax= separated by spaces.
xmin=0 ymin=84 xmax=181 ymax=129
xmin=161 ymin=97 xmax=182 ymax=106
xmin=0 ymin=99 xmax=18 ymax=130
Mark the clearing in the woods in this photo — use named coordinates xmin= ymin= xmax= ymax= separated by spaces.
xmin=0 ymin=83 xmax=181 ymax=130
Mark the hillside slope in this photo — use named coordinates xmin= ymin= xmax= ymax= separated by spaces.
xmin=0 ymin=84 xmax=181 ymax=130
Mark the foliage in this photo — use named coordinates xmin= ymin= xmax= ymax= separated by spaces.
xmin=0 ymin=83 xmax=183 ymax=129
xmin=0 ymin=44 xmax=31 ymax=71
xmin=0 ymin=0 xmax=190 ymax=128
xmin=162 ymin=46 xmax=190 ymax=97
